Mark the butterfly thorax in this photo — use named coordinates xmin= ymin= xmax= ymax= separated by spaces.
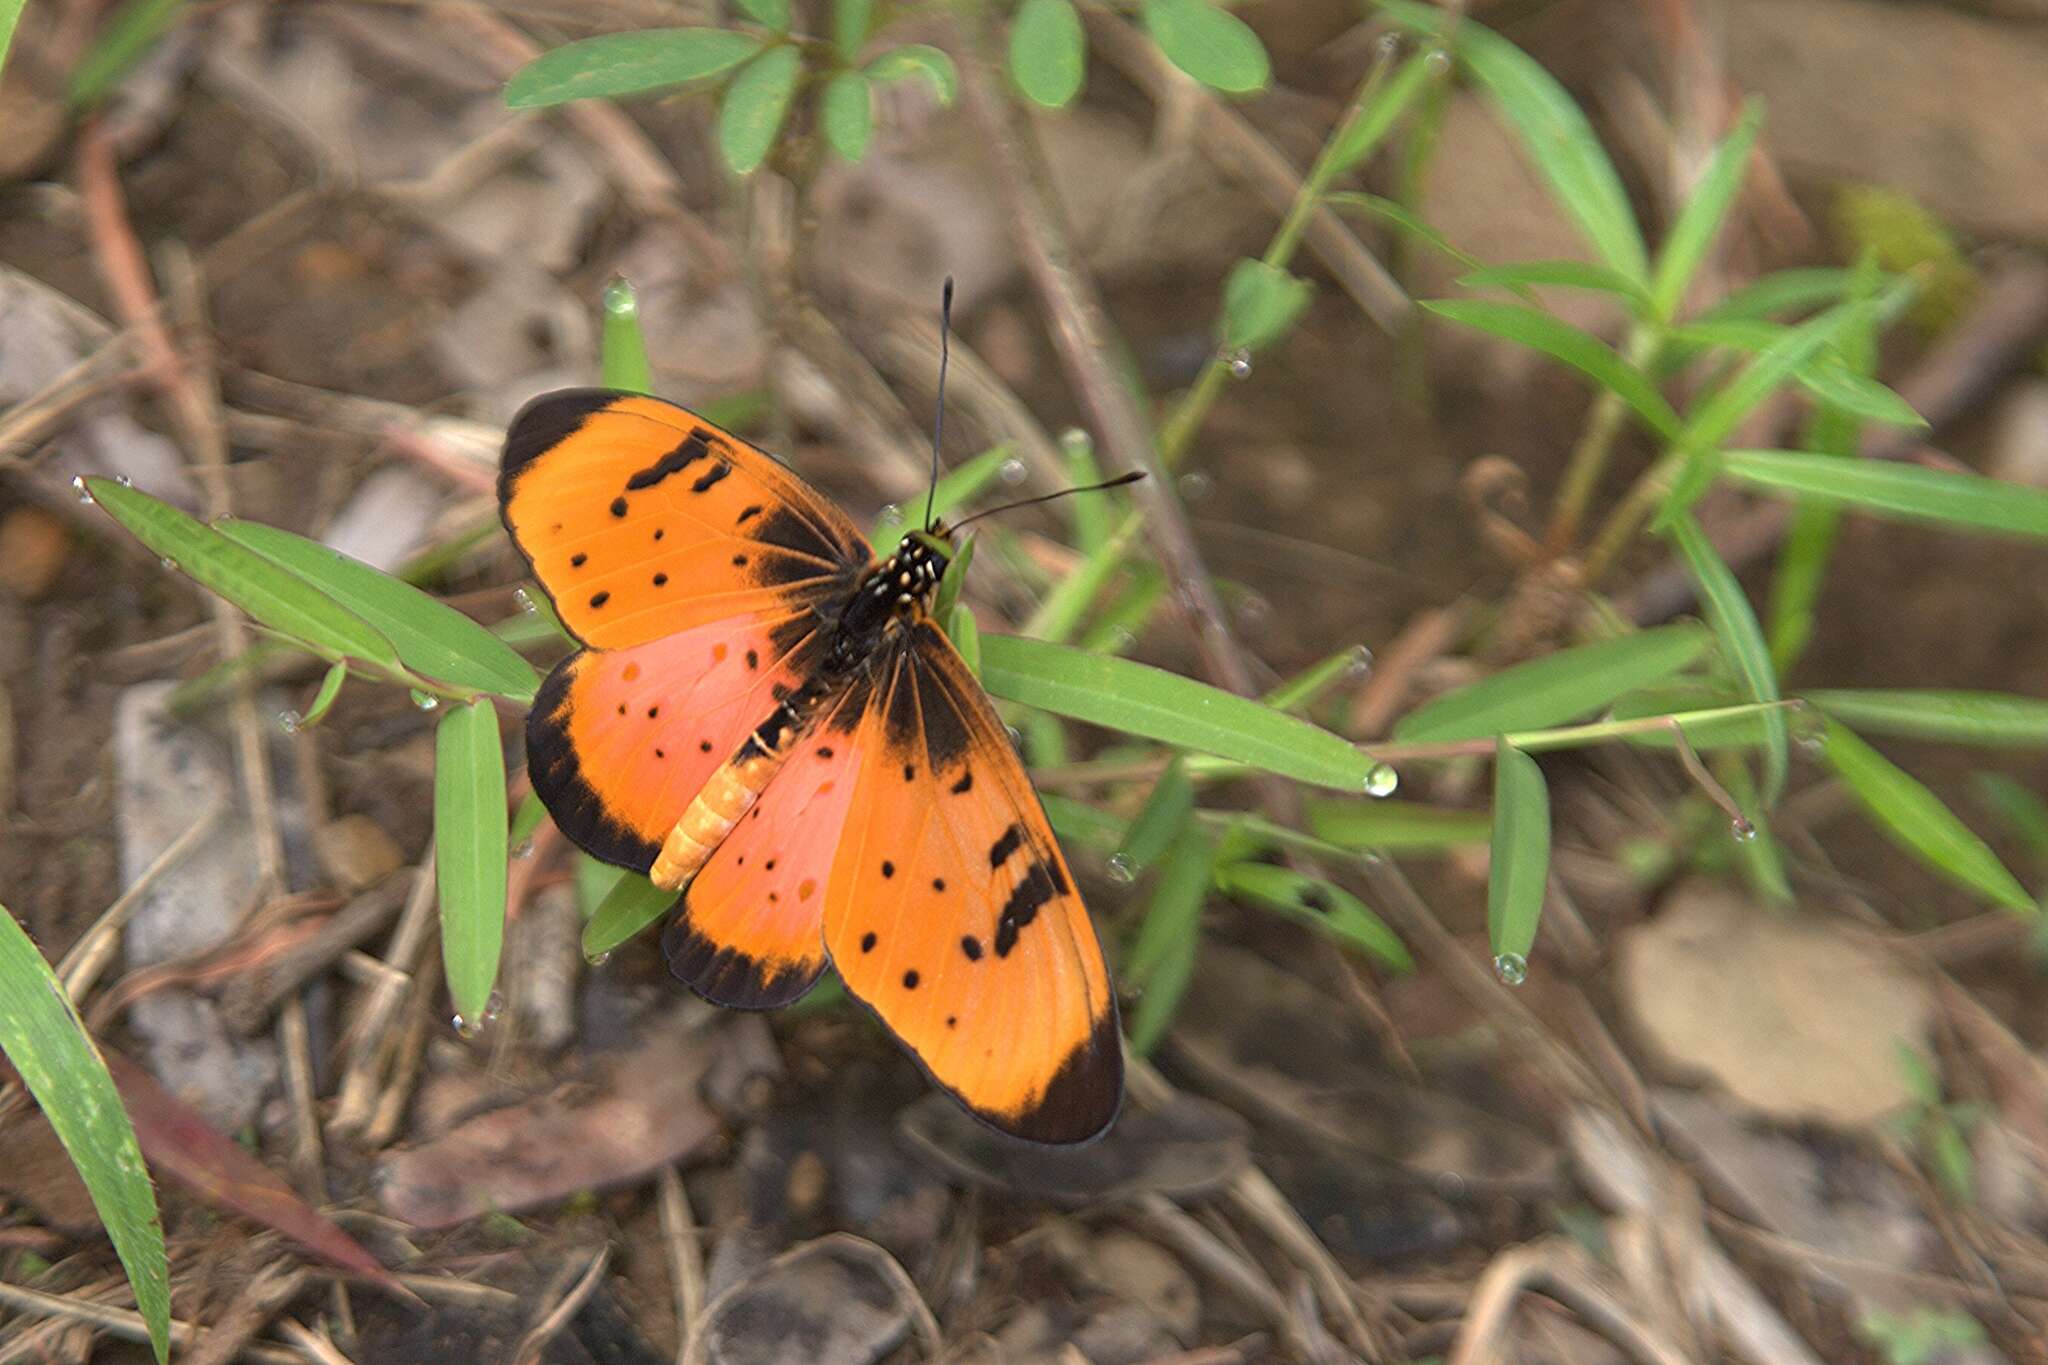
xmin=818 ymin=529 xmax=953 ymax=678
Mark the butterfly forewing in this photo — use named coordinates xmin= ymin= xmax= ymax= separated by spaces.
xmin=823 ymin=622 xmax=1122 ymax=1145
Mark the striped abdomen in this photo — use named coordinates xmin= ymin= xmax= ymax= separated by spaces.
xmin=647 ymin=685 xmax=827 ymax=889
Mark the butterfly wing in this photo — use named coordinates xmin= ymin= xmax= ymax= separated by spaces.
xmin=501 ymin=389 xmax=870 ymax=649
xmin=502 ymin=390 xmax=874 ymax=871
xmin=822 ymin=621 xmax=1122 ymax=1144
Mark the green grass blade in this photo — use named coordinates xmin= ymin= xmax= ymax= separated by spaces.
xmin=718 ymin=44 xmax=802 ymax=175
xmin=1214 ymin=862 xmax=1410 ymax=969
xmin=87 ymin=481 xmax=399 ymax=670
xmin=1667 ymin=510 xmax=1788 ymax=801
xmin=1694 ymin=267 xmax=1859 ymax=323
xmin=1972 ymin=773 xmax=2048 ymax=862
xmin=1421 ymin=301 xmax=1680 ymax=439
xmin=1124 ymin=826 xmax=1213 ymax=1056
xmin=1456 ymin=260 xmax=1651 ymax=307
xmin=1041 ymin=793 xmax=1129 ymax=852
xmin=300 ymin=659 xmax=348 ymax=728
xmin=216 ymin=521 xmax=539 ymax=702
xmin=1767 ymin=502 xmax=1842 ymax=677
xmin=509 ymin=790 xmax=549 ymax=851
xmin=434 ymin=700 xmax=509 ymax=1027
xmin=979 ymin=634 xmax=1377 ymax=791
xmin=0 ymin=908 xmax=170 ymax=1363
xmin=1805 ymin=690 xmax=2048 ymax=747
xmin=1822 ymin=721 xmax=2034 ymax=914
xmin=1722 ymin=450 xmax=2048 ymax=541
xmin=504 ymin=28 xmax=762 ymax=107
xmin=871 ymin=445 xmax=1016 ymax=550
xmin=68 ymin=0 xmax=185 ymax=107
xmin=1605 ymin=687 xmax=1776 ymax=751
xmin=601 ymin=278 xmax=654 ymax=393
xmin=1263 ymin=644 xmax=1368 ymax=715
xmin=1487 ymin=740 xmax=1550 ymax=965
xmin=1305 ymin=799 xmax=1491 ymax=851
xmin=1648 ymin=100 xmax=1762 ymax=324
xmin=1325 ymin=49 xmax=1436 ymax=177
xmin=1379 ymin=0 xmax=1646 ymax=280
xmin=1680 ymin=302 xmax=1860 ymax=452
xmin=1325 ymin=193 xmax=1494 ymax=280
xmin=1115 ymin=756 xmax=1194 ymax=878
xmin=582 ymin=870 xmax=677 ymax=959
xmin=1394 ymin=623 xmax=1711 ymax=742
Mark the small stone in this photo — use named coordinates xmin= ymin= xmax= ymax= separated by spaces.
xmin=312 ymin=814 xmax=403 ymax=891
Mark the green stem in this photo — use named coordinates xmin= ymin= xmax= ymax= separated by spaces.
xmin=1582 ymin=448 xmax=1682 ymax=583
xmin=1547 ymin=325 xmax=1661 ymax=552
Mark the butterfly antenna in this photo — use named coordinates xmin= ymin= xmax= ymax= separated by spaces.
xmin=952 ymin=471 xmax=1147 ymax=531
xmin=924 ymin=277 xmax=954 ymax=533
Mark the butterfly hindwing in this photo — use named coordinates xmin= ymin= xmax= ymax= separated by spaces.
xmin=661 ymin=690 xmax=868 ymax=1008
xmin=501 ymin=390 xmax=869 ymax=649
xmin=823 ymin=622 xmax=1122 ymax=1145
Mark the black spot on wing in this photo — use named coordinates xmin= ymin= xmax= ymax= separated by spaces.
xmin=989 ymin=824 xmax=1024 ymax=870
xmin=950 ymin=771 xmax=973 ymax=795
xmin=1004 ymin=1001 xmax=1123 ymax=1145
xmin=690 ymin=461 xmax=732 ymax=494
xmin=961 ymin=935 xmax=983 ymax=961
xmin=500 ymin=388 xmax=618 ymax=494
xmin=993 ymin=859 xmax=1059 ymax=958
xmin=662 ymin=904 xmax=822 ymax=1009
xmin=753 ymin=505 xmax=844 ymax=564
xmin=524 ymin=653 xmax=661 ymax=873
xmin=624 ymin=432 xmax=711 ymax=490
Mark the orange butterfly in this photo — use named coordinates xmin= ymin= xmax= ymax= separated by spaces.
xmin=500 ymin=390 xmax=1122 ymax=1143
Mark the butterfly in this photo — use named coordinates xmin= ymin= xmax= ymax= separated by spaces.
xmin=499 ymin=390 xmax=1123 ymax=1144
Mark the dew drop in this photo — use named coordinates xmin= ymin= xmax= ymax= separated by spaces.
xmin=878 ymin=503 xmax=901 ymax=525
xmin=1224 ymin=347 xmax=1253 ymax=379
xmin=409 ymin=689 xmax=440 ymax=711
xmin=1731 ymin=818 xmax=1758 ymax=843
xmin=483 ymin=990 xmax=506 ymax=1022
xmin=1345 ymin=644 xmax=1376 ymax=680
xmin=451 ymin=1013 xmax=479 ymax=1038
xmin=1058 ymin=427 xmax=1092 ymax=458
xmin=512 ymin=838 xmax=536 ymax=859
xmin=115 ymin=474 xmax=134 ymax=488
xmin=159 ymin=557 xmax=178 ymax=572
xmin=998 ymin=457 xmax=1028 ymax=486
xmin=1375 ymin=31 xmax=1403 ymax=60
xmin=513 ymin=586 xmax=537 ymax=615
xmin=1493 ymin=952 xmax=1528 ymax=986
xmin=1424 ymin=47 xmax=1453 ymax=74
xmin=1177 ymin=471 xmax=1214 ymax=502
xmin=1107 ymin=626 xmax=1137 ymax=652
xmin=70 ymin=476 xmax=94 ymax=504
xmin=586 ymin=950 xmax=612 ymax=967
xmin=1363 ymin=762 xmax=1400 ymax=798
xmin=1105 ymin=854 xmax=1137 ymax=884
xmin=277 ymin=710 xmax=303 ymax=735
xmin=1235 ymin=592 xmax=1271 ymax=625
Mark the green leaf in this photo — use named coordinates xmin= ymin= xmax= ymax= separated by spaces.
xmin=1680 ymin=302 xmax=1862 ymax=452
xmin=1767 ymin=502 xmax=1842 ymax=676
xmin=1125 ymin=826 xmax=1213 ymax=1056
xmin=717 ymin=44 xmax=803 ymax=175
xmin=601 ymin=278 xmax=653 ymax=393
xmin=1305 ymin=798 xmax=1492 ymax=851
xmin=1648 ymin=100 xmax=1762 ymax=323
xmin=1116 ymin=756 xmax=1194 ymax=878
xmin=1457 ymin=259 xmax=1651 ymax=307
xmin=1061 ymin=429 xmax=1108 ymax=553
xmin=945 ymin=601 xmax=981 ymax=675
xmin=1041 ymin=793 xmax=1129 ymax=852
xmin=821 ymin=70 xmax=874 ymax=161
xmin=733 ymin=0 xmax=789 ymax=32
xmin=1666 ymin=510 xmax=1787 ymax=801
xmin=69 ymin=0 xmax=186 ymax=108
xmin=1214 ymin=862 xmax=1410 ymax=969
xmin=978 ymin=634 xmax=1377 ymax=791
xmin=1220 ymin=258 xmax=1313 ymax=352
xmin=510 ymin=790 xmax=550 ymax=851
xmin=1420 ymin=301 xmax=1680 ymax=439
xmin=1606 ymin=688 xmax=1778 ymax=751
xmin=1379 ymin=0 xmax=1645 ymax=281
xmin=866 ymin=43 xmax=957 ymax=105
xmin=1722 ymin=449 xmax=2048 ymax=542
xmin=0 ymin=908 xmax=170 ymax=1364
xmin=582 ymin=870 xmax=677 ymax=960
xmin=1326 ymin=192 xmax=1490 ymax=277
xmin=1792 ymin=363 xmax=1924 ymax=429
xmin=1972 ymin=773 xmax=2048 ymax=860
xmin=1694 ymin=267 xmax=1862 ymax=324
xmin=932 ymin=531 xmax=976 ymax=623
xmin=1822 ymin=721 xmax=2034 ymax=915
xmin=215 ymin=521 xmax=540 ymax=701
xmin=1805 ymin=690 xmax=2048 ymax=748
xmin=504 ymin=28 xmax=763 ymax=108
xmin=1141 ymin=0 xmax=1270 ymax=95
xmin=1394 ymin=624 xmax=1711 ymax=742
xmin=834 ymin=0 xmax=875 ymax=59
xmin=1487 ymin=739 xmax=1550 ymax=963
xmin=300 ymin=659 xmax=348 ymax=728
xmin=1324 ymin=49 xmax=1436 ymax=177
xmin=434 ymin=700 xmax=509 ymax=1026
xmin=1263 ymin=644 xmax=1368 ymax=715
xmin=87 ymin=481 xmax=399 ymax=670
xmin=1008 ymin=0 xmax=1085 ymax=108
xmin=870 ymin=445 xmax=1017 ymax=550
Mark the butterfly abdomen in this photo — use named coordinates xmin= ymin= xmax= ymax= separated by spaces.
xmin=647 ymin=687 xmax=829 ymax=889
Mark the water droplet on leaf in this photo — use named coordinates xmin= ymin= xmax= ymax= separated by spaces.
xmin=1058 ymin=428 xmax=1092 ymax=457
xmin=410 ymin=689 xmax=439 ymax=711
xmin=278 ymin=711 xmax=302 ymax=735
xmin=586 ymin=950 xmax=612 ymax=967
xmin=1363 ymin=762 xmax=1399 ymax=798
xmin=70 ymin=476 xmax=93 ymax=503
xmin=1105 ymin=854 xmax=1136 ymax=884
xmin=1224 ymin=348 xmax=1253 ymax=378
xmin=1731 ymin=819 xmax=1758 ymax=843
xmin=1493 ymin=952 xmax=1528 ymax=986
xmin=159 ymin=557 xmax=178 ymax=572
xmin=115 ymin=474 xmax=134 ymax=488
xmin=484 ymin=990 xmax=506 ymax=1021
xmin=1346 ymin=645 xmax=1375 ymax=680
xmin=998 ymin=457 xmax=1028 ymax=486
xmin=451 ymin=1013 xmax=478 ymax=1038
xmin=1177 ymin=471 xmax=1213 ymax=502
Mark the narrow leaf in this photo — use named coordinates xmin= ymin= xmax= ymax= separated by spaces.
xmin=1648 ymin=100 xmax=1762 ymax=323
xmin=69 ymin=0 xmax=186 ymax=108
xmin=434 ymin=700 xmax=509 ymax=1025
xmin=1421 ymin=301 xmax=1680 ymax=439
xmin=1141 ymin=0 xmax=1270 ymax=95
xmin=601 ymin=277 xmax=653 ymax=393
xmin=1125 ymin=827 xmax=1213 ymax=1056
xmin=1973 ymin=773 xmax=2048 ymax=860
xmin=1215 ymin=862 xmax=1410 ymax=968
xmin=1822 ymin=721 xmax=2034 ymax=914
xmin=866 ymin=43 xmax=956 ymax=104
xmin=1667 ymin=510 xmax=1787 ymax=800
xmin=0 ymin=909 xmax=169 ymax=1363
xmin=1806 ymin=690 xmax=2048 ymax=748
xmin=717 ymin=44 xmax=803 ymax=175
xmin=1324 ymin=49 xmax=1436 ymax=176
xmin=870 ymin=445 xmax=1016 ymax=550
xmin=821 ymin=71 xmax=874 ymax=161
xmin=509 ymin=790 xmax=549 ymax=851
xmin=87 ymin=481 xmax=398 ymax=670
xmin=1041 ymin=793 xmax=1129 ymax=852
xmin=1395 ymin=624 xmax=1711 ymax=742
xmin=1116 ymin=756 xmax=1194 ymax=877
xmin=1487 ymin=740 xmax=1550 ymax=962
xmin=1457 ymin=259 xmax=1651 ymax=306
xmin=582 ymin=871 xmax=677 ymax=960
xmin=504 ymin=28 xmax=762 ymax=108
xmin=1326 ymin=192 xmax=1490 ymax=277
xmin=1723 ymin=449 xmax=2048 ymax=542
xmin=1305 ymin=798 xmax=1492 ymax=851
xmin=216 ymin=521 xmax=539 ymax=701
xmin=300 ymin=660 xmax=348 ymax=728
xmin=1681 ymin=302 xmax=1861 ymax=451
xmin=1263 ymin=644 xmax=1369 ymax=715
xmin=1008 ymin=0 xmax=1085 ymax=108
xmin=979 ymin=634 xmax=1377 ymax=791
xmin=1220 ymin=258 xmax=1312 ymax=351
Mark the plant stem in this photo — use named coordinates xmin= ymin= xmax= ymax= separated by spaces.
xmin=1582 ymin=448 xmax=1682 ymax=583
xmin=1547 ymin=326 xmax=1660 ymax=552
